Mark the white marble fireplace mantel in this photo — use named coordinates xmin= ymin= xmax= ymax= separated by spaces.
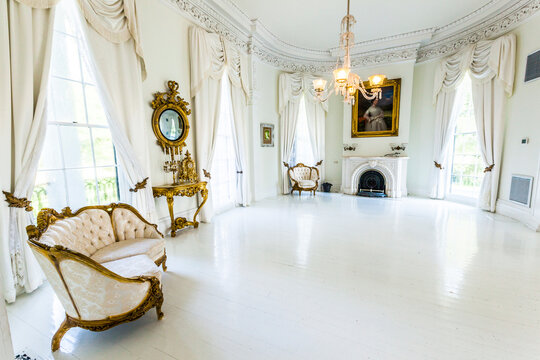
xmin=341 ymin=156 xmax=409 ymax=198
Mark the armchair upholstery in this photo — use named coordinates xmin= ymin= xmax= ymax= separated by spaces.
xmin=285 ymin=162 xmax=321 ymax=195
xmin=26 ymin=203 xmax=166 ymax=352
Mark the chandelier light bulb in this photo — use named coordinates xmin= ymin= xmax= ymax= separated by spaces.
xmin=334 ymin=67 xmax=350 ymax=84
xmin=313 ymin=78 xmax=327 ymax=92
xmin=368 ymin=74 xmax=386 ymax=87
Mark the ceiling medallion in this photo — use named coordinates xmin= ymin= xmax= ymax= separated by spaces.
xmin=312 ymin=0 xmax=386 ymax=105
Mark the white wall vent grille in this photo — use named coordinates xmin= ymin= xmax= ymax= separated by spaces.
xmin=509 ymin=175 xmax=533 ymax=207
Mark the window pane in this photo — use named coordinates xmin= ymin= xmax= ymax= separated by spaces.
xmin=35 ymin=0 xmax=120 ymax=214
xmin=53 ymin=0 xmax=77 ymax=35
xmin=59 ymin=126 xmax=93 ymax=168
xmin=85 ymin=85 xmax=107 ymax=125
xmin=96 ymin=167 xmax=119 ymax=204
xmin=49 ymin=78 xmax=86 ymax=124
xmin=65 ymin=168 xmax=98 ymax=209
xmin=211 ymin=71 xmax=237 ymax=213
xmin=450 ymin=73 xmax=483 ymax=198
xmin=38 ymin=125 xmax=63 ymax=170
xmin=50 ymin=32 xmax=81 ymax=82
xmin=291 ymin=95 xmax=314 ymax=166
xmin=92 ymin=128 xmax=116 ymax=166
xmin=32 ymin=170 xmax=67 ymax=216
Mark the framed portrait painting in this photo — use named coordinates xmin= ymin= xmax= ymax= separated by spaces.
xmin=352 ymin=78 xmax=401 ymax=138
xmin=260 ymin=123 xmax=274 ymax=147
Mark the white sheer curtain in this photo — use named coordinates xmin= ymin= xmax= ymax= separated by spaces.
xmin=431 ymin=34 xmax=516 ymax=210
xmin=189 ymin=26 xmax=251 ymax=221
xmin=75 ymin=0 xmax=156 ymax=220
xmin=1 ymin=0 xmax=57 ymax=302
xmin=279 ymin=72 xmax=327 ymax=194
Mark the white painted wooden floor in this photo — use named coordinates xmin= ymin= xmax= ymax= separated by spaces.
xmin=7 ymin=194 xmax=540 ymax=359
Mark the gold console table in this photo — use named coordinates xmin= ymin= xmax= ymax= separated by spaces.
xmin=152 ymin=181 xmax=208 ymax=237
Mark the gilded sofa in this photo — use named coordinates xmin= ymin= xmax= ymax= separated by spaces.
xmin=26 ymin=203 xmax=167 ymax=352
xmin=284 ymin=161 xmax=321 ymax=195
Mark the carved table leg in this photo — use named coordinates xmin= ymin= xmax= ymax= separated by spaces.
xmin=166 ymin=194 xmax=176 ymax=237
xmin=192 ymin=188 xmax=208 ymax=228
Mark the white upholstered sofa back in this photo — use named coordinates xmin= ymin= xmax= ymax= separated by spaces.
xmin=40 ymin=209 xmax=115 ymax=257
xmin=112 ymin=208 xmax=161 ymax=241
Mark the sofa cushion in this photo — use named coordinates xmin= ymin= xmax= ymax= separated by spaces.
xmin=298 ymin=179 xmax=316 ymax=188
xmin=40 ymin=209 xmax=115 ymax=256
xmin=101 ymin=255 xmax=161 ymax=282
xmin=112 ymin=208 xmax=162 ymax=241
xmin=90 ymin=237 xmax=166 ymax=264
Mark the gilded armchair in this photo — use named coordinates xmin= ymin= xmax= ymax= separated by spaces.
xmin=284 ymin=161 xmax=322 ymax=195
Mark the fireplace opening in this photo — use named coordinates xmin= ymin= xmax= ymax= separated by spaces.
xmin=357 ymin=170 xmax=387 ymax=197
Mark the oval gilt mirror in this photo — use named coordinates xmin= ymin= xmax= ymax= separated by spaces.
xmin=150 ymin=81 xmax=191 ymax=154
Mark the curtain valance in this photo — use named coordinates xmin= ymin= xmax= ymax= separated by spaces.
xmin=433 ymin=34 xmax=516 ymax=102
xmin=190 ymin=27 xmax=249 ymax=100
xmin=278 ymin=72 xmax=329 ymax=114
xmin=15 ymin=0 xmax=146 ymax=78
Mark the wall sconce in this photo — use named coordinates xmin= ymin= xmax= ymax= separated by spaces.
xmin=386 ymin=143 xmax=408 ymax=157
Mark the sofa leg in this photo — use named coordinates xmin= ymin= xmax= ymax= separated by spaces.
xmin=161 ymin=254 xmax=167 ymax=272
xmin=155 ymin=294 xmax=164 ymax=320
xmin=52 ymin=317 xmax=74 ymax=352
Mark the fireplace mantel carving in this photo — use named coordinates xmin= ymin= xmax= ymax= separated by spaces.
xmin=341 ymin=156 xmax=408 ymax=198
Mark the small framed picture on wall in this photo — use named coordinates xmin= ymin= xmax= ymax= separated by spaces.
xmin=260 ymin=123 xmax=274 ymax=147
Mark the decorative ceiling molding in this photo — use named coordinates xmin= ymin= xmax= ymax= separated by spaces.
xmin=163 ymin=0 xmax=540 ymax=71
xmin=418 ymin=0 xmax=540 ymax=61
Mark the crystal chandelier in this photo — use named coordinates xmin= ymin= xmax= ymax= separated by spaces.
xmin=313 ymin=0 xmax=386 ymax=105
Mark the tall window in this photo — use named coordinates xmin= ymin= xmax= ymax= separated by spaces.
xmin=32 ymin=0 xmax=119 ymax=215
xmin=448 ymin=74 xmax=483 ymax=198
xmin=290 ymin=95 xmax=314 ymax=166
xmin=211 ymin=72 xmax=238 ymax=213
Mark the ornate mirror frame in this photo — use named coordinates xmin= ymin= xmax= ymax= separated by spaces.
xmin=151 ymin=80 xmax=191 ymax=155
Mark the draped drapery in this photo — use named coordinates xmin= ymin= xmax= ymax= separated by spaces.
xmin=279 ymin=72 xmax=327 ymax=194
xmin=75 ymin=0 xmax=155 ymax=220
xmin=431 ymin=34 xmax=516 ymax=210
xmin=1 ymin=0 xmax=56 ymax=303
xmin=189 ymin=26 xmax=251 ymax=221
xmin=1 ymin=0 xmax=150 ymax=302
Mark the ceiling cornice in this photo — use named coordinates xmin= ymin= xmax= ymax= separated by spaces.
xmin=163 ymin=0 xmax=540 ymax=71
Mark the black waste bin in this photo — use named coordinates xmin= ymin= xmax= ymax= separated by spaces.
xmin=322 ymin=182 xmax=332 ymax=193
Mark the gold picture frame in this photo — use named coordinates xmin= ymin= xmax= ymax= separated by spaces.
xmin=260 ymin=123 xmax=274 ymax=147
xmin=352 ymin=78 xmax=401 ymax=138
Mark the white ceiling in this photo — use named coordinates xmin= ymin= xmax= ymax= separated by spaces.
xmin=231 ymin=0 xmax=495 ymax=50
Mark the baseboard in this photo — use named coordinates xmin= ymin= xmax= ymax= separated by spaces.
xmin=496 ymin=199 xmax=540 ymax=232
xmin=407 ymin=186 xmax=431 ymax=198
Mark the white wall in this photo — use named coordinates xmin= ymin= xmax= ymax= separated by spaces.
xmin=407 ymin=60 xmax=438 ymax=197
xmin=497 ymin=15 xmax=540 ymax=227
xmin=340 ymin=62 xmax=416 ymax=156
xmin=251 ymin=61 xmax=281 ymax=200
xmin=324 ymin=94 xmax=344 ymax=191
xmin=321 ymin=61 xmax=416 ymax=189
xmin=407 ymin=13 xmax=540 ymax=228
xmin=138 ymin=0 xmax=282 ymax=230
xmin=138 ymin=0 xmax=198 ymax=230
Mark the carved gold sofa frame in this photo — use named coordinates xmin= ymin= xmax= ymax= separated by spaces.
xmin=26 ymin=203 xmax=166 ymax=352
xmin=284 ymin=161 xmax=322 ymax=196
